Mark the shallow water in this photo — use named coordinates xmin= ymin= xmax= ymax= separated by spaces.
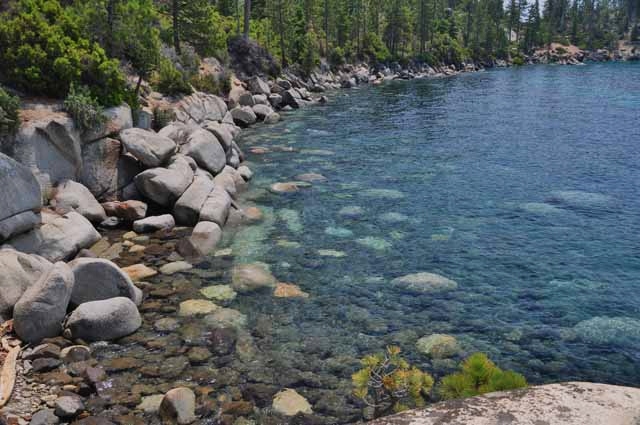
xmin=101 ymin=63 xmax=640 ymax=423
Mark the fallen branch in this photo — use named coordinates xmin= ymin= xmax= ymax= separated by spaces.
xmin=0 ymin=342 xmax=20 ymax=408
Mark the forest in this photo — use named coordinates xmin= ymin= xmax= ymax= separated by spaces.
xmin=0 ymin=0 xmax=638 ymax=108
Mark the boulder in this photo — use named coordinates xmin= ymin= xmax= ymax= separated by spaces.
xmin=174 ymin=92 xmax=227 ymax=125
xmin=158 ymin=122 xmax=191 ymax=145
xmin=253 ymin=94 xmax=269 ymax=105
xmin=8 ymin=212 xmax=101 ymax=262
xmin=231 ymin=263 xmax=277 ymax=293
xmin=282 ymin=89 xmax=304 ymax=109
xmin=277 ymin=79 xmax=292 ymax=90
xmin=64 ymin=297 xmax=141 ymax=342
xmin=230 ymin=107 xmax=257 ymax=128
xmin=135 ymin=155 xmax=195 ymax=206
xmin=264 ymin=112 xmax=281 ymax=124
xmin=0 ymin=249 xmax=52 ymax=319
xmin=181 ymin=129 xmax=227 ymax=175
xmin=199 ymin=187 xmax=232 ymax=227
xmin=119 ymin=128 xmax=176 ymax=168
xmin=252 ymin=104 xmax=275 ymax=121
xmin=82 ymin=104 xmax=133 ymax=143
xmin=69 ymin=258 xmax=139 ymax=306
xmin=0 ymin=153 xmax=42 ymax=241
xmin=272 ymin=389 xmax=313 ymax=416
xmin=133 ymin=214 xmax=175 ymax=233
xmin=202 ymin=121 xmax=234 ymax=152
xmin=11 ymin=116 xmax=82 ymax=192
xmin=101 ymin=200 xmax=147 ymax=221
xmin=174 ymin=176 xmax=215 ymax=226
xmin=214 ymin=166 xmax=245 ymax=197
xmin=237 ymin=165 xmax=253 ymax=181
xmin=51 ymin=180 xmax=107 ymax=223
xmin=391 ymin=272 xmax=458 ymax=293
xmin=239 ymin=92 xmax=256 ymax=107
xmin=29 ymin=408 xmax=60 ymax=425
xmin=159 ymin=387 xmax=196 ymax=425
xmin=54 ymin=396 xmax=84 ymax=419
xmin=248 ymin=76 xmax=271 ymax=95
xmin=367 ymin=382 xmax=640 ymax=425
xmin=178 ymin=221 xmax=222 ymax=257
xmin=13 ymin=262 xmax=74 ymax=344
xmin=416 ymin=334 xmax=459 ymax=359
xmin=268 ymin=94 xmax=283 ymax=108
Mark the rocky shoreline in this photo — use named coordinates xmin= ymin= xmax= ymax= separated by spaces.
xmin=0 ymin=62 xmax=490 ymax=425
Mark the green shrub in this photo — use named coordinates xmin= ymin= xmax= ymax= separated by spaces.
xmin=329 ymin=47 xmax=346 ymax=68
xmin=152 ymin=58 xmax=193 ymax=96
xmin=0 ymin=0 xmax=127 ymax=106
xmin=512 ymin=54 xmax=525 ymax=66
xmin=352 ymin=346 xmax=434 ymax=418
xmin=190 ymin=70 xmax=232 ymax=96
xmin=63 ymin=83 xmax=107 ymax=132
xmin=0 ymin=87 xmax=20 ymax=136
xmin=438 ymin=353 xmax=527 ymax=400
xmin=151 ymin=106 xmax=176 ymax=132
xmin=362 ymin=33 xmax=390 ymax=63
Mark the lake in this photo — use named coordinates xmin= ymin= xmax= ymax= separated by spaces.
xmin=100 ymin=62 xmax=640 ymax=423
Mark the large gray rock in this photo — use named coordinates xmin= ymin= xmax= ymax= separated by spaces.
xmin=230 ymin=107 xmax=257 ymax=128
xmin=202 ymin=121 xmax=233 ymax=152
xmin=239 ymin=92 xmax=256 ymax=107
xmin=51 ymin=180 xmax=107 ymax=223
xmin=174 ymin=175 xmax=215 ymax=226
xmin=0 ymin=249 xmax=52 ymax=319
xmin=248 ymin=76 xmax=271 ymax=95
xmin=10 ymin=116 xmax=82 ymax=192
xmin=135 ymin=155 xmax=195 ymax=206
xmin=8 ymin=212 xmax=101 ymax=262
xmin=174 ymin=92 xmax=228 ymax=125
xmin=0 ymin=153 xmax=42 ymax=241
xmin=252 ymin=104 xmax=275 ymax=121
xmin=177 ymin=221 xmax=222 ymax=257
xmin=181 ymin=129 xmax=227 ymax=175
xmin=199 ymin=187 xmax=231 ymax=227
xmin=13 ymin=262 xmax=74 ymax=344
xmin=214 ymin=166 xmax=245 ymax=197
xmin=69 ymin=258 xmax=138 ymax=306
xmin=133 ymin=214 xmax=175 ymax=233
xmin=82 ymin=104 xmax=133 ymax=143
xmin=282 ymin=89 xmax=305 ymax=109
xmin=64 ymin=297 xmax=142 ymax=342
xmin=368 ymin=382 xmax=640 ymax=425
xmin=119 ymin=128 xmax=176 ymax=168
xmin=158 ymin=122 xmax=192 ymax=145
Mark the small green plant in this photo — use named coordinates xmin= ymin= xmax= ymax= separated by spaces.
xmin=438 ymin=353 xmax=527 ymax=400
xmin=352 ymin=346 xmax=434 ymax=418
xmin=329 ymin=46 xmax=346 ymax=68
xmin=63 ymin=83 xmax=106 ymax=132
xmin=152 ymin=58 xmax=192 ymax=96
xmin=151 ymin=106 xmax=176 ymax=132
xmin=190 ymin=69 xmax=231 ymax=96
xmin=0 ymin=87 xmax=20 ymax=136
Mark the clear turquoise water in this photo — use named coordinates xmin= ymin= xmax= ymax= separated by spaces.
xmin=237 ymin=62 xmax=640 ymax=395
xmin=96 ymin=63 xmax=640 ymax=424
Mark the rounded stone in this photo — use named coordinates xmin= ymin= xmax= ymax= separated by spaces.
xmin=416 ymin=334 xmax=459 ymax=359
xmin=272 ymin=389 xmax=313 ymax=416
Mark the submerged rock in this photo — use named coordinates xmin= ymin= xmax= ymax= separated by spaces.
xmin=573 ymin=316 xmax=640 ymax=346
xmin=391 ymin=272 xmax=458 ymax=293
xmin=200 ymin=285 xmax=237 ymax=304
xmin=338 ymin=206 xmax=364 ymax=219
xmin=324 ymin=227 xmax=354 ymax=238
xmin=160 ymin=387 xmax=196 ymax=425
xmin=231 ymin=263 xmax=277 ymax=292
xmin=416 ymin=334 xmax=460 ymax=359
xmin=204 ymin=308 xmax=248 ymax=330
xmin=160 ymin=261 xmax=193 ymax=275
xmin=273 ymin=283 xmax=309 ymax=299
xmin=272 ymin=389 xmax=313 ymax=416
xmin=121 ymin=264 xmax=157 ymax=281
xmin=178 ymin=299 xmax=218 ymax=317
xmin=355 ymin=237 xmax=392 ymax=251
xmin=548 ymin=190 xmax=612 ymax=209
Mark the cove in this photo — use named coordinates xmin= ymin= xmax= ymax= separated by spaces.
xmin=96 ymin=62 xmax=640 ymax=423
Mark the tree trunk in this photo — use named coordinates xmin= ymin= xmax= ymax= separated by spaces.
xmin=278 ymin=0 xmax=287 ymax=69
xmin=244 ymin=0 xmax=252 ymax=37
xmin=173 ymin=0 xmax=180 ymax=55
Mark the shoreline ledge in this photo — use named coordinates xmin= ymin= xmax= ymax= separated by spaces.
xmin=368 ymin=382 xmax=640 ymax=425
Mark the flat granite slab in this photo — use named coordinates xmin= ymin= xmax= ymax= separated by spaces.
xmin=369 ymin=382 xmax=640 ymax=425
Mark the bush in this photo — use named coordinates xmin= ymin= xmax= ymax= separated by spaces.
xmin=151 ymin=106 xmax=176 ymax=132
xmin=438 ymin=353 xmax=527 ymax=400
xmin=362 ymin=33 xmax=391 ymax=63
xmin=63 ymin=83 xmax=107 ymax=132
xmin=152 ymin=58 xmax=193 ymax=96
xmin=512 ymin=55 xmax=525 ymax=66
xmin=190 ymin=70 xmax=232 ymax=96
xmin=352 ymin=346 xmax=434 ymax=418
xmin=0 ymin=87 xmax=20 ymax=136
xmin=0 ymin=0 xmax=127 ymax=106
xmin=329 ymin=47 xmax=346 ymax=68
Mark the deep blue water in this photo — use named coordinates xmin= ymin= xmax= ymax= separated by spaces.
xmin=236 ymin=62 xmax=640 ymax=393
